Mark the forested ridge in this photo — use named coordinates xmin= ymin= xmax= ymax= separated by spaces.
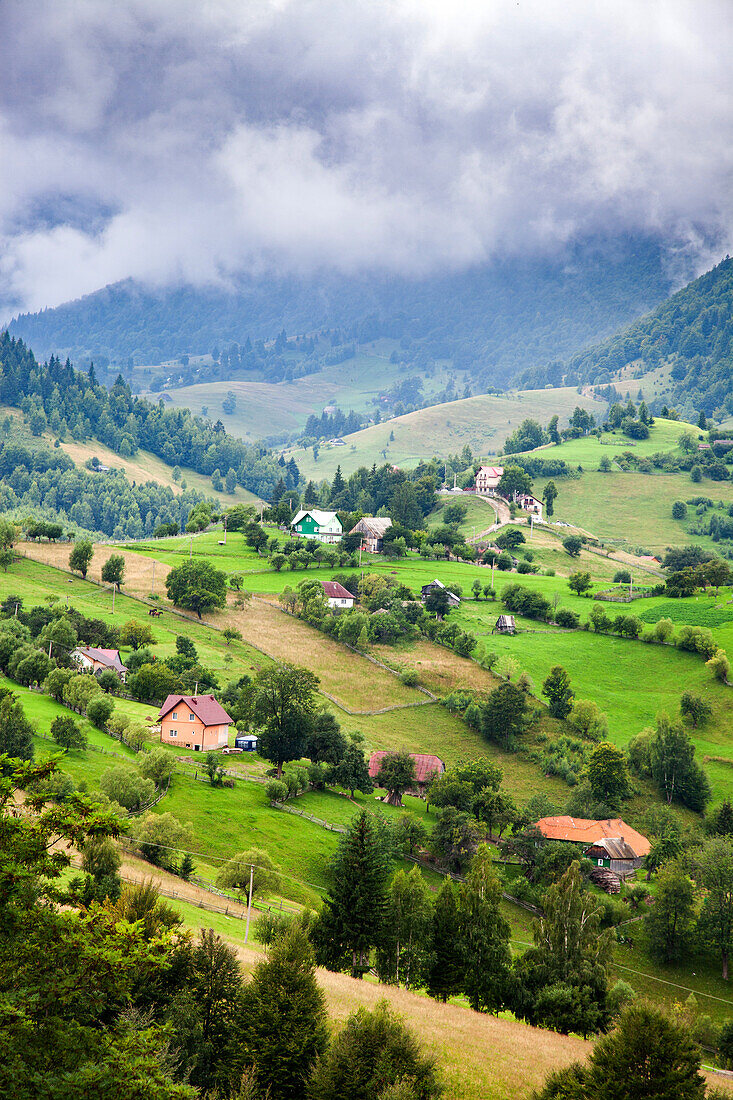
xmin=0 ymin=331 xmax=288 ymax=500
xmin=7 ymin=236 xmax=673 ymax=384
xmin=519 ymin=255 xmax=733 ymax=417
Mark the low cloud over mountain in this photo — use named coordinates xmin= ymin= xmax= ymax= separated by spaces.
xmin=2 ymin=0 xmax=732 ymax=312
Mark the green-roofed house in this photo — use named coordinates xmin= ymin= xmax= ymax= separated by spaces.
xmin=290 ymin=508 xmax=343 ymax=544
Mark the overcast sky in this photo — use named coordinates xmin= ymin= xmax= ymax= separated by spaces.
xmin=1 ymin=0 xmax=732 ymax=312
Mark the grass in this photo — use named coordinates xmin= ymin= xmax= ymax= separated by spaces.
xmin=510 ymin=416 xmax=693 ymax=468
xmin=159 ymin=349 xmax=469 ymax=443
xmin=58 ymin=438 xmax=261 ymax=506
xmin=286 ymin=387 xmax=603 ymax=479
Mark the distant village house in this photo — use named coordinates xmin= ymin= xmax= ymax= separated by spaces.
xmin=321 ymin=581 xmax=355 ymax=609
xmin=475 ymin=465 xmax=504 ymax=494
xmin=349 ymin=516 xmax=393 ymax=553
xmin=159 ymin=693 xmax=233 ymax=752
xmin=71 ymin=646 xmax=128 ymax=684
xmin=290 ymin=509 xmax=343 ymax=544
xmin=535 ymin=816 xmax=650 ymax=877
xmin=420 ymin=578 xmax=461 ymax=607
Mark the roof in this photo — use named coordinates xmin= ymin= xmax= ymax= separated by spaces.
xmin=291 ymin=509 xmax=341 ymax=529
xmin=159 ymin=694 xmax=233 ymax=726
xmin=535 ymin=816 xmax=650 ymax=857
xmin=495 ymin=614 xmax=515 ymax=626
xmin=350 ymin=517 xmax=393 ymax=538
xmin=584 ymin=838 xmax=639 ymax=861
xmin=477 ymin=466 xmax=504 ymax=478
xmin=368 ymin=751 xmax=445 ymax=783
xmin=322 ymin=581 xmax=354 ymax=599
xmin=421 ymin=579 xmax=461 ymax=602
xmin=73 ymin=646 xmax=127 ymax=672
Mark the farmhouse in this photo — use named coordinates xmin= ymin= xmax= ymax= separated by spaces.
xmin=535 ymin=816 xmax=650 ymax=866
xmin=368 ymin=751 xmax=445 ymax=795
xmin=475 ymin=465 xmax=504 ymax=493
xmin=322 ymin=580 xmax=355 ymax=609
xmin=290 ymin=509 xmax=343 ymax=544
xmin=349 ymin=516 xmax=393 ymax=553
xmin=159 ymin=693 xmax=233 ymax=752
xmin=71 ymin=646 xmax=128 ymax=684
xmin=420 ymin=578 xmax=461 ymax=607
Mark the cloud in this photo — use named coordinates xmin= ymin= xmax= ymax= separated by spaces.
xmin=1 ymin=0 xmax=732 ymax=311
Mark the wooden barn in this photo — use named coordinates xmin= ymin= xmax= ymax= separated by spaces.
xmin=492 ymin=614 xmax=516 ymax=634
xmin=368 ymin=751 xmax=445 ymax=796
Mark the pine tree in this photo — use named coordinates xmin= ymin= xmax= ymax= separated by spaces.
xmin=180 ymin=853 xmax=195 ymax=881
xmin=242 ymin=927 xmax=328 ymax=1100
xmin=331 ymin=464 xmax=345 ymax=497
xmin=315 ymin=810 xmax=391 ymax=977
xmin=426 ymin=879 xmax=465 ymax=1002
xmin=458 ymin=846 xmax=511 ymax=1013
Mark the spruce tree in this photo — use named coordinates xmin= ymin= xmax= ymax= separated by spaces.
xmin=458 ymin=846 xmax=511 ymax=1013
xmin=243 ymin=926 xmax=328 ymax=1100
xmin=426 ymin=879 xmax=465 ymax=1002
xmin=315 ymin=809 xmax=391 ymax=977
xmin=376 ymin=866 xmax=432 ymax=988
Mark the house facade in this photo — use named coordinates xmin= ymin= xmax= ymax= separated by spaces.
xmin=475 ymin=466 xmax=504 ymax=494
xmin=322 ymin=581 xmax=355 ymax=609
xmin=71 ymin=646 xmax=128 ymax=683
xmin=583 ymin=838 xmax=644 ymax=876
xmin=514 ymin=492 xmax=543 ymax=519
xmin=290 ymin=509 xmax=343 ymax=544
xmin=159 ymin=693 xmax=233 ymax=751
xmin=349 ymin=516 xmax=393 ymax=553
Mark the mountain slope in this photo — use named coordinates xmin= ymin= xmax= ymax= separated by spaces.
xmin=7 ymin=236 xmax=673 ymax=386
xmin=518 ymin=255 xmax=733 ymax=418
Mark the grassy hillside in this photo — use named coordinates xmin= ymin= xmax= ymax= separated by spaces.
xmin=287 ymin=387 xmax=603 ymax=479
xmin=150 ymin=350 xmax=468 ymax=444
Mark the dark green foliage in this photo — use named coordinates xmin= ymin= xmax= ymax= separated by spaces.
xmin=50 ymin=714 xmax=87 ymax=750
xmin=307 ymin=999 xmax=443 ymax=1100
xmin=101 ymin=554 xmax=125 ymax=587
xmin=314 ymin=810 xmax=392 ymax=977
xmin=479 ymin=681 xmax=531 ymax=749
xmin=501 ymin=583 xmax=552 ymax=621
xmin=542 ymin=666 xmax=574 ymax=719
xmin=0 ymin=694 xmax=34 ymax=763
xmin=376 ymin=751 xmax=417 ymax=806
xmin=329 ymin=737 xmax=374 ymax=797
xmin=551 ymin=255 xmax=733 ymax=417
xmin=512 ymin=862 xmax=611 ymax=1038
xmin=430 ymin=806 xmax=482 ymax=874
xmin=459 ymin=847 xmax=511 ymax=1013
xmin=563 ymin=536 xmax=583 ymax=557
xmin=242 ymin=927 xmax=329 ymax=1100
xmin=586 ymin=742 xmax=630 ymax=807
xmin=165 ymin=559 xmax=227 ymax=618
xmin=645 ymin=862 xmax=695 ymax=963
xmin=250 ymin=664 xmax=319 ymax=777
xmin=426 ymin=880 xmax=465 ymax=1002
xmin=87 ymin=694 xmax=114 ymax=730
xmin=307 ymin=709 xmax=347 ymax=766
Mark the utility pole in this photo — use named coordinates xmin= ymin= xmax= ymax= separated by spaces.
xmin=491 ymin=559 xmax=495 ymax=590
xmin=223 ymin=514 xmax=227 ymax=545
xmin=244 ymin=863 xmax=254 ymax=944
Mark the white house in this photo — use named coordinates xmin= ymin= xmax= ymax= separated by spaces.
xmin=322 ymin=581 xmax=356 ymax=608
xmin=290 ymin=509 xmax=343 ymax=544
xmin=475 ymin=466 xmax=504 ymax=493
xmin=515 ymin=493 xmax=543 ymax=519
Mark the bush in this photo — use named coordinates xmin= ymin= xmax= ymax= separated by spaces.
xmin=555 ymin=608 xmax=580 ymax=628
xmin=50 ymin=715 xmax=87 ymax=751
xmin=87 ymin=695 xmax=114 ymax=730
xmin=266 ymin=779 xmax=289 ymax=803
xmin=399 ymin=668 xmax=419 ymax=686
xmin=672 ymin=501 xmax=688 ymax=519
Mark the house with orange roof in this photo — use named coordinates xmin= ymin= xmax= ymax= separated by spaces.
xmin=535 ymin=815 xmax=650 ymax=874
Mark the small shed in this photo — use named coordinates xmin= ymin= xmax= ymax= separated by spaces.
xmin=583 ymin=837 xmax=643 ymax=876
xmin=492 ymin=614 xmax=516 ymax=635
xmin=234 ymin=733 xmax=259 ymax=752
xmin=420 ymin=579 xmax=461 ymax=607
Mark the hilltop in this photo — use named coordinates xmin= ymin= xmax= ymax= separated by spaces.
xmin=518 ymin=255 xmax=733 ymax=421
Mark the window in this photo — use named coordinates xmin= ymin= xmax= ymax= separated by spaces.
xmin=171 ymin=711 xmax=178 ymax=719
xmin=170 ymin=729 xmax=177 ymax=737
xmin=598 ymin=859 xmax=604 ymax=867
xmin=189 ymin=713 xmax=195 ymax=721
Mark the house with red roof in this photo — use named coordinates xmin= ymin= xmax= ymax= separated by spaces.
xmin=321 ymin=581 xmax=355 ymax=609
xmin=368 ymin=751 xmax=445 ymax=795
xmin=475 ymin=466 xmax=504 ymax=493
xmin=159 ymin=693 xmax=233 ymax=752
xmin=535 ymin=816 xmax=650 ymax=865
xmin=71 ymin=646 xmax=128 ymax=684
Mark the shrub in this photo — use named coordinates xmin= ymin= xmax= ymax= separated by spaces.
xmin=555 ymin=608 xmax=580 ymax=628
xmin=399 ymin=668 xmax=419 ymax=686
xmin=613 ymin=569 xmax=631 ymax=584
xmin=87 ymin=695 xmax=114 ymax=730
xmin=672 ymin=501 xmax=688 ymax=519
xmin=266 ymin=779 xmax=289 ymax=803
